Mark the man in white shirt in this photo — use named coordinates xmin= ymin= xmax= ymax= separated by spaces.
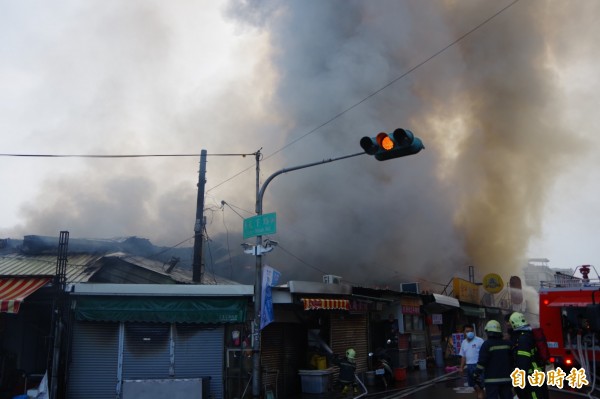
xmin=459 ymin=324 xmax=485 ymax=398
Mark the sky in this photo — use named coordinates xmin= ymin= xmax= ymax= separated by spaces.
xmin=1 ymin=0 xmax=600 ymax=303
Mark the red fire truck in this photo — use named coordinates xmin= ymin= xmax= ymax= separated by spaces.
xmin=539 ymin=265 xmax=600 ymax=371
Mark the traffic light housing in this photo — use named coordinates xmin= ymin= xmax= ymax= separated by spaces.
xmin=360 ymin=128 xmax=424 ymax=161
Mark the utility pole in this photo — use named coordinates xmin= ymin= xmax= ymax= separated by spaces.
xmin=192 ymin=149 xmax=207 ymax=283
xmin=251 ymin=151 xmax=365 ymax=398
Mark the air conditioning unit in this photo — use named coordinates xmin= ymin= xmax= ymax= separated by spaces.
xmin=323 ymin=275 xmax=342 ymax=284
xmin=399 ymin=282 xmax=420 ymax=294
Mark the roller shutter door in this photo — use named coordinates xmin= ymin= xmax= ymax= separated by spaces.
xmin=174 ymin=324 xmax=224 ymax=399
xmin=261 ymin=323 xmax=305 ymax=398
xmin=122 ymin=322 xmax=171 ymax=379
xmin=330 ymin=314 xmax=369 ymax=375
xmin=67 ymin=321 xmax=119 ymax=399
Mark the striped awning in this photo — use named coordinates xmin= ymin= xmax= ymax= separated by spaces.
xmin=301 ymin=298 xmax=349 ymax=311
xmin=0 ymin=277 xmax=52 ymax=314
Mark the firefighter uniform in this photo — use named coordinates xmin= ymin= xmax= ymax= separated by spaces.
xmin=510 ymin=313 xmax=549 ymax=399
xmin=329 ymin=348 xmax=358 ymax=396
xmin=474 ymin=320 xmax=514 ymax=399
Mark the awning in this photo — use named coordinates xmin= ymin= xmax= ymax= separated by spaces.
xmin=0 ymin=277 xmax=52 ymax=314
xmin=74 ymin=296 xmax=247 ymax=324
xmin=423 ymin=294 xmax=460 ymax=314
xmin=433 ymin=294 xmax=460 ymax=307
xmin=301 ymin=298 xmax=349 ymax=311
xmin=461 ymin=305 xmax=486 ymax=318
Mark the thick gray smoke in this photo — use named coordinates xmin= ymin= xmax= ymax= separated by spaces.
xmin=223 ymin=0 xmax=592 ymax=288
xmin=2 ymin=1 xmax=597 ymax=293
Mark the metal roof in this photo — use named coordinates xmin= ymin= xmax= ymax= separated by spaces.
xmin=0 ymin=252 xmax=241 ymax=285
xmin=0 ymin=253 xmax=103 ymax=283
xmin=104 ymin=253 xmax=240 ymax=285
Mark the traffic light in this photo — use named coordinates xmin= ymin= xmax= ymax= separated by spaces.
xmin=360 ymin=128 xmax=425 ymax=161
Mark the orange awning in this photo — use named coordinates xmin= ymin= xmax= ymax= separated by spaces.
xmin=0 ymin=277 xmax=52 ymax=314
xmin=301 ymin=298 xmax=349 ymax=311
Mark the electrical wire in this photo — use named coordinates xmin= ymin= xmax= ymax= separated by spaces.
xmin=220 ymin=204 xmax=234 ymax=279
xmin=147 ymin=236 xmax=195 ymax=259
xmin=276 ymin=244 xmax=329 ymax=276
xmin=220 ymin=200 xmax=247 ymax=220
xmin=207 ymin=0 xmax=521 ymax=192
xmin=203 ymin=226 xmax=218 ymax=284
xmin=0 ymin=152 xmax=256 ymax=158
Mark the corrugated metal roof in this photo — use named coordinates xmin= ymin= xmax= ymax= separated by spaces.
xmin=0 ymin=253 xmax=103 ymax=283
xmin=106 ymin=253 xmax=240 ymax=285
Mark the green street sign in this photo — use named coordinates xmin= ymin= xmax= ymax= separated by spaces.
xmin=243 ymin=212 xmax=277 ymax=239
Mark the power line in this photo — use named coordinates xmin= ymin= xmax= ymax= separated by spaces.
xmin=206 ymin=0 xmax=520 ymax=192
xmin=0 ymin=152 xmax=256 ymax=158
xmin=277 ymin=243 xmax=329 ymax=275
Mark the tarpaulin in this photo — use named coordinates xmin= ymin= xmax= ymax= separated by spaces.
xmin=0 ymin=277 xmax=52 ymax=314
xmin=301 ymin=298 xmax=349 ymax=311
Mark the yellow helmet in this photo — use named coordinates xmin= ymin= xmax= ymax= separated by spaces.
xmin=484 ymin=320 xmax=502 ymax=333
xmin=509 ymin=312 xmax=528 ymax=329
xmin=346 ymin=348 xmax=356 ymax=360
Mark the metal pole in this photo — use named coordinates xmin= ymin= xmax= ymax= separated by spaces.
xmin=192 ymin=149 xmax=207 ymax=283
xmin=251 ymin=151 xmax=364 ymax=397
xmin=252 ymin=150 xmax=262 ymax=397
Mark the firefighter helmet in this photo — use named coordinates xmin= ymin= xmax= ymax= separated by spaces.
xmin=484 ymin=320 xmax=502 ymax=333
xmin=509 ymin=312 xmax=529 ymax=329
xmin=346 ymin=348 xmax=356 ymax=360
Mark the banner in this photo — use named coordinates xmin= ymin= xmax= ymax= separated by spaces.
xmin=260 ymin=265 xmax=281 ymax=330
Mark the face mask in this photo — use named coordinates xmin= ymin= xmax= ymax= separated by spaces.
xmin=466 ymin=332 xmax=475 ymax=340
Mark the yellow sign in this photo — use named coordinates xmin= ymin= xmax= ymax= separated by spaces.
xmin=482 ymin=273 xmax=504 ymax=294
xmin=453 ymin=278 xmax=479 ymax=304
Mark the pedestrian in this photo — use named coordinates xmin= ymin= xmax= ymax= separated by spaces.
xmin=329 ymin=348 xmax=358 ymax=396
xmin=509 ymin=312 xmax=549 ymax=399
xmin=473 ymin=320 xmax=514 ymax=399
xmin=459 ymin=324 xmax=485 ymax=399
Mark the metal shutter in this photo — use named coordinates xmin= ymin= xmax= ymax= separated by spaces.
xmin=174 ymin=324 xmax=224 ymax=399
xmin=122 ymin=322 xmax=171 ymax=379
xmin=261 ymin=322 xmax=305 ymax=398
xmin=67 ymin=321 xmax=119 ymax=399
xmin=330 ymin=314 xmax=369 ymax=375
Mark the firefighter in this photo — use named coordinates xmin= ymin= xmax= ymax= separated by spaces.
xmin=329 ymin=348 xmax=358 ymax=396
xmin=473 ymin=320 xmax=514 ymax=399
xmin=509 ymin=312 xmax=549 ymax=399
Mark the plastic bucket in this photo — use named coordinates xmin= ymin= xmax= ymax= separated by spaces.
xmin=394 ymin=367 xmax=406 ymax=381
xmin=316 ymin=356 xmax=327 ymax=370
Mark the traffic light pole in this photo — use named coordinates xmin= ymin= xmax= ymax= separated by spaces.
xmin=251 ymin=150 xmax=365 ymax=398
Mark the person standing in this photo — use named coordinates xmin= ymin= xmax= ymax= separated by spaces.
xmin=473 ymin=320 xmax=514 ymax=399
xmin=459 ymin=324 xmax=485 ymax=399
xmin=509 ymin=312 xmax=549 ymax=399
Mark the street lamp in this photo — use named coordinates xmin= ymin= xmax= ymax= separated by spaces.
xmin=249 ymin=129 xmax=424 ymax=397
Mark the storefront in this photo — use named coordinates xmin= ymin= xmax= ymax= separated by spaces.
xmin=66 ymin=283 xmax=252 ymax=399
xmin=422 ymin=293 xmax=461 ymax=366
xmin=0 ymin=277 xmax=54 ymax=395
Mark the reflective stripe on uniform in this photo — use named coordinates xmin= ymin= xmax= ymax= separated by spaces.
xmin=517 ymin=350 xmax=531 ymax=357
xmin=488 ymin=345 xmax=511 ymax=351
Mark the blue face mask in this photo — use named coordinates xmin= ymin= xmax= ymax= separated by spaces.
xmin=466 ymin=332 xmax=475 ymax=340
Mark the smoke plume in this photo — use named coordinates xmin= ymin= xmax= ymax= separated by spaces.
xmin=2 ymin=1 xmax=598 ymax=303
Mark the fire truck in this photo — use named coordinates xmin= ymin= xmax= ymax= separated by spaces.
xmin=539 ymin=264 xmax=600 ymax=372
